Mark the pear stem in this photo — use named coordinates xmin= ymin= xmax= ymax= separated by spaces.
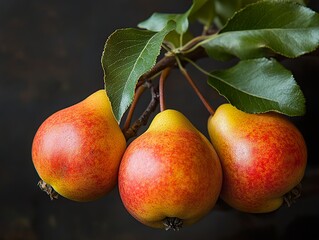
xmin=175 ymin=56 xmax=215 ymax=116
xmin=159 ymin=68 xmax=171 ymax=112
xmin=123 ymin=83 xmax=147 ymax=132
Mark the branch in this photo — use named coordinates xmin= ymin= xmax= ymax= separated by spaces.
xmin=123 ymin=43 xmax=207 ymax=140
xmin=159 ymin=68 xmax=171 ymax=112
xmin=176 ymin=56 xmax=215 ymax=116
xmin=123 ymin=82 xmax=159 ymax=140
xmin=137 ymin=31 xmax=319 ymax=88
xmin=122 ymin=84 xmax=147 ymax=132
xmin=128 ymin=34 xmax=319 ymax=141
xmin=137 ymin=46 xmax=207 ymax=87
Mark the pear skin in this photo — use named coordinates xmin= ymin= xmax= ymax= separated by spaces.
xmin=208 ymin=104 xmax=307 ymax=213
xmin=32 ymin=90 xmax=126 ymax=202
xmin=119 ymin=109 xmax=222 ymax=229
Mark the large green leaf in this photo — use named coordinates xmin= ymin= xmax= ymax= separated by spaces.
xmin=208 ymin=58 xmax=305 ymax=116
xmin=203 ymin=1 xmax=319 ymax=60
xmin=214 ymin=0 xmax=258 ymax=28
xmin=214 ymin=0 xmax=307 ymax=28
xmin=102 ymin=22 xmax=175 ymax=122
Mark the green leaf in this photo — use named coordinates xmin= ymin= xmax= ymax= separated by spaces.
xmin=214 ymin=0 xmax=307 ymax=28
xmin=102 ymin=22 xmax=175 ymax=122
xmin=164 ymin=30 xmax=194 ymax=48
xmin=208 ymin=58 xmax=305 ymax=116
xmin=138 ymin=13 xmax=188 ymax=34
xmin=214 ymin=0 xmax=258 ymax=28
xmin=187 ymin=0 xmax=211 ymax=17
xmin=189 ymin=0 xmax=215 ymax=28
xmin=203 ymin=1 xmax=319 ymax=61
xmin=138 ymin=0 xmax=209 ymax=33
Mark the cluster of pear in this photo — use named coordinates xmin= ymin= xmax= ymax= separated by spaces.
xmin=32 ymin=89 xmax=307 ymax=230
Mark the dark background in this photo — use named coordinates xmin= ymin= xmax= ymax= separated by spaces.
xmin=1 ymin=1 xmax=319 ymax=239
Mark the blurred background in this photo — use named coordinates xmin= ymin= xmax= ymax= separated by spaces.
xmin=1 ymin=0 xmax=319 ymax=239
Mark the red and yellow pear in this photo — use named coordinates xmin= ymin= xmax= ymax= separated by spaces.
xmin=119 ymin=109 xmax=222 ymax=230
xmin=208 ymin=104 xmax=307 ymax=213
xmin=32 ymin=89 xmax=126 ymax=202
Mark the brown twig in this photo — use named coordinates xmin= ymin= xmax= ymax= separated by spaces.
xmin=123 ymin=82 xmax=159 ymax=140
xmin=125 ymin=33 xmax=319 ymax=141
xmin=176 ymin=57 xmax=215 ymax=116
xmin=123 ymin=45 xmax=206 ymax=140
xmin=137 ymin=46 xmax=207 ymax=88
xmin=137 ymin=34 xmax=319 ymax=89
xmin=122 ymin=84 xmax=147 ymax=132
xmin=159 ymin=68 xmax=171 ymax=112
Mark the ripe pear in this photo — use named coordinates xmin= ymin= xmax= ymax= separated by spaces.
xmin=207 ymin=104 xmax=307 ymax=213
xmin=118 ymin=109 xmax=222 ymax=230
xmin=32 ymin=90 xmax=126 ymax=202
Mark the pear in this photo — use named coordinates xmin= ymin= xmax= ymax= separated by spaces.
xmin=208 ymin=104 xmax=307 ymax=213
xmin=118 ymin=109 xmax=222 ymax=230
xmin=32 ymin=90 xmax=126 ymax=202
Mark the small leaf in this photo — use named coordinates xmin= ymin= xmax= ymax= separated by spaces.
xmin=187 ymin=0 xmax=211 ymax=17
xmin=203 ymin=1 xmax=319 ymax=60
xmin=138 ymin=0 xmax=209 ymax=34
xmin=208 ymin=58 xmax=305 ymax=116
xmin=138 ymin=13 xmax=188 ymax=34
xmin=189 ymin=0 xmax=216 ymax=28
xmin=102 ymin=22 xmax=175 ymax=122
xmin=164 ymin=30 xmax=194 ymax=48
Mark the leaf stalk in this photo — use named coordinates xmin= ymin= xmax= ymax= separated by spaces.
xmin=159 ymin=68 xmax=172 ymax=112
xmin=175 ymin=56 xmax=215 ymax=116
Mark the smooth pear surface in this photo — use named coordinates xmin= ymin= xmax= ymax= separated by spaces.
xmin=119 ymin=109 xmax=222 ymax=229
xmin=32 ymin=90 xmax=126 ymax=202
xmin=208 ymin=104 xmax=307 ymax=213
